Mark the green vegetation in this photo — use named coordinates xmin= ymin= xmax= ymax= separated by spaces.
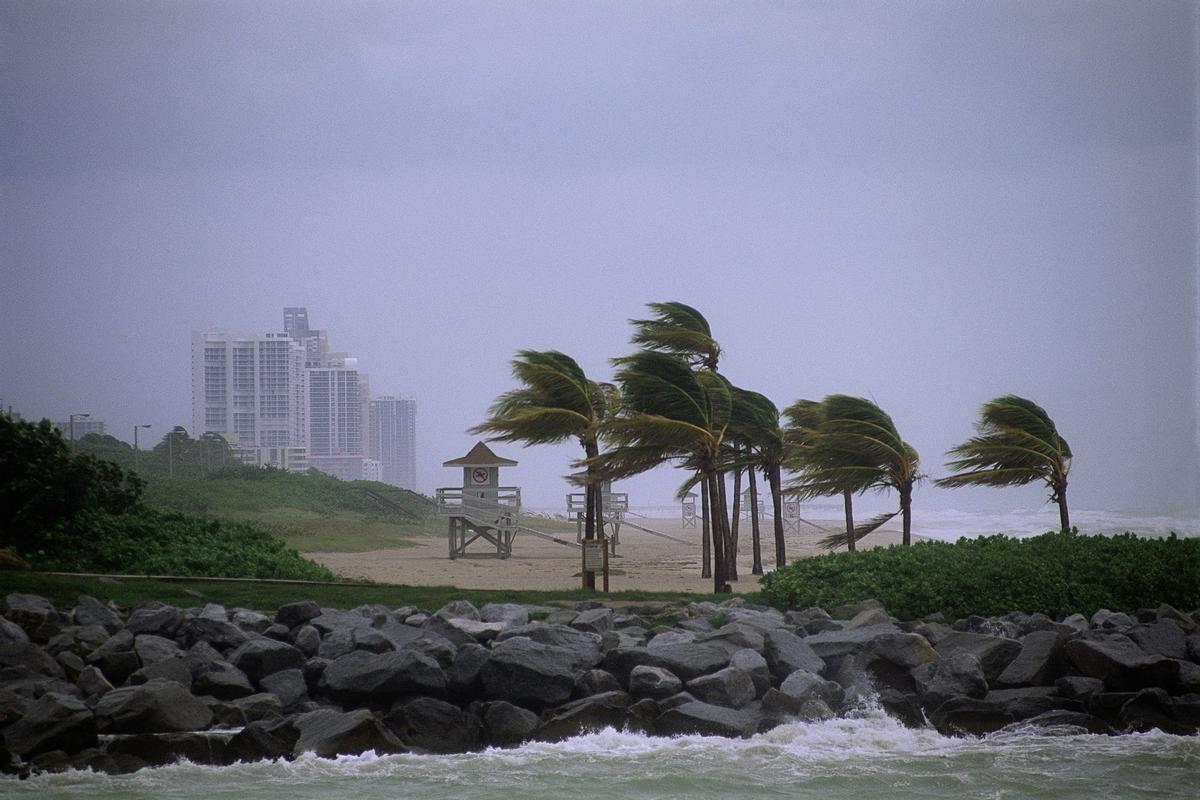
xmin=760 ymin=530 xmax=1200 ymax=619
xmin=1 ymin=413 xmax=339 ymax=580
xmin=0 ymin=572 xmax=737 ymax=614
xmin=937 ymin=395 xmax=1074 ymax=531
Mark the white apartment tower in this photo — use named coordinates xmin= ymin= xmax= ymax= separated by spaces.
xmin=190 ymin=330 xmax=308 ymax=450
xmin=368 ymin=396 xmax=417 ymax=490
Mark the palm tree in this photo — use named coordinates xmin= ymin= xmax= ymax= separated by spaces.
xmin=470 ymin=350 xmax=612 ymax=589
xmin=582 ymin=350 xmax=734 ymax=593
xmin=731 ymin=387 xmax=789 ymax=569
xmin=788 ymin=395 xmax=921 ymax=550
xmin=936 ymin=395 xmax=1073 ymax=531
xmin=629 ymin=301 xmax=721 ymax=371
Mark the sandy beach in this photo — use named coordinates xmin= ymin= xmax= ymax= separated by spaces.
xmin=311 ymin=518 xmax=916 ymax=593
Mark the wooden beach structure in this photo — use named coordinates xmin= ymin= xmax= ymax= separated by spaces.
xmin=681 ymin=492 xmax=698 ymax=528
xmin=782 ymin=498 xmax=802 ymax=535
xmin=437 ymin=442 xmax=521 ymax=559
xmin=567 ymin=480 xmax=628 ymax=552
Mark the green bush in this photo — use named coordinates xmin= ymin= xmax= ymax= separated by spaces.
xmin=759 ymin=531 xmax=1200 ymax=619
xmin=29 ymin=507 xmax=335 ymax=581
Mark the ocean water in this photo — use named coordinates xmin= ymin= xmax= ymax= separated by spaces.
xmin=7 ymin=704 xmax=1198 ymax=800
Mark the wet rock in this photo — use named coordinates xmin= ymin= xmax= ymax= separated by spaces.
xmin=686 ymin=667 xmax=755 ymax=709
xmin=76 ymin=665 xmax=114 ymax=698
xmin=1064 ymin=635 xmax=1180 ymax=691
xmin=482 ymin=701 xmax=539 ymax=747
xmin=320 ymin=649 xmax=447 ymax=701
xmin=480 ymin=638 xmax=575 ymax=708
xmin=995 ymin=630 xmax=1064 ymax=687
xmin=934 ymin=632 xmax=1021 ymax=684
xmin=95 ymin=678 xmax=213 ymax=734
xmin=385 ymin=696 xmax=481 ymax=753
xmin=536 ymin=691 xmax=640 ymax=741
xmin=134 ymin=634 xmax=184 ymax=665
xmin=630 ymin=665 xmax=683 ymax=699
xmin=868 ymin=632 xmax=939 ymax=670
xmin=762 ymin=629 xmax=825 ymax=680
xmin=126 ymin=604 xmax=184 ymax=638
xmin=1130 ymin=620 xmax=1187 ymax=660
xmin=292 ymin=708 xmax=405 ymax=757
xmin=260 ymin=669 xmax=308 ymax=710
xmin=0 ymin=641 xmax=66 ymax=679
xmin=603 ymin=642 xmax=731 ymax=685
xmin=129 ymin=656 xmax=192 ymax=689
xmin=574 ymin=668 xmax=621 ymax=698
xmin=225 ymin=717 xmax=300 ymax=763
xmin=71 ymin=596 xmax=122 ymax=633
xmin=779 ymin=669 xmax=845 ymax=709
xmin=229 ymin=638 xmax=305 ymax=681
xmin=730 ymin=649 xmax=770 ymax=697
xmin=494 ymin=624 xmax=604 ymax=672
xmin=655 ymin=700 xmax=758 ymax=738
xmin=275 ymin=601 xmax=322 ymax=630
xmin=0 ymin=692 xmax=96 ymax=757
xmin=912 ymin=652 xmax=987 ymax=708
xmin=803 ymin=624 xmax=902 ymax=660
xmin=1055 ymin=675 xmax=1106 ymax=700
xmin=105 ymin=731 xmax=231 ymax=767
xmin=478 ymin=603 xmax=530 ymax=628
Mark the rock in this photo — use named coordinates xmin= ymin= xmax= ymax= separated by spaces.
xmin=76 ymin=665 xmax=114 ymax=698
xmin=603 ymin=642 xmax=731 ymax=685
xmin=830 ymin=599 xmax=884 ymax=620
xmin=700 ymin=622 xmax=765 ymax=655
xmin=95 ymin=679 xmax=214 ymax=734
xmin=445 ymin=642 xmax=490 ymax=698
xmin=0 ymin=641 xmax=65 ymax=678
xmin=571 ymin=608 xmax=614 ymax=634
xmin=730 ymin=649 xmax=770 ymax=697
xmin=1091 ymin=609 xmax=1134 ymax=629
xmin=1118 ymin=688 xmax=1194 ymax=735
xmin=1064 ymin=635 xmax=1180 ymax=690
xmin=538 ymin=691 xmax=642 ymax=741
xmin=56 ymin=650 xmax=84 ymax=680
xmin=1018 ymin=710 xmax=1114 ymax=735
xmin=225 ymin=717 xmax=300 ymax=763
xmin=928 ymin=696 xmax=1016 ymax=735
xmin=1130 ymin=620 xmax=1187 ymax=660
xmin=912 ymin=652 xmax=987 ymax=708
xmin=763 ymin=629 xmax=825 ymax=680
xmin=877 ymin=688 xmax=925 ymax=728
xmin=934 ymin=631 xmax=1021 ymax=684
xmin=913 ymin=622 xmax=954 ymax=646
xmin=435 ymin=600 xmax=480 ymax=622
xmin=761 ymin=689 xmax=834 ymax=723
xmin=779 ymin=670 xmax=845 ymax=709
xmin=574 ymin=668 xmax=622 ymax=698
xmin=275 ymin=601 xmax=322 ymax=630
xmin=480 ymin=638 xmax=575 ymax=708
xmin=183 ymin=616 xmax=249 ymax=652
xmin=955 ymin=616 xmax=1021 ymax=639
xmin=134 ymin=634 xmax=185 ymax=665
xmin=686 ymin=667 xmax=755 ymax=709
xmin=868 ymin=633 xmax=939 ymax=669
xmin=229 ymin=638 xmax=305 ymax=681
xmin=71 ymin=597 xmax=122 ymax=632
xmin=723 ymin=608 xmax=788 ymax=632
xmin=294 ymin=625 xmax=321 ymax=657
xmin=232 ymin=609 xmax=273 ymax=634
xmin=495 ymin=624 xmax=604 ymax=672
xmin=478 ymin=603 xmax=530 ymax=628
xmin=1055 ymin=676 xmax=1106 ymax=700
xmin=847 ymin=608 xmax=893 ymax=628
xmin=210 ymin=693 xmax=284 ymax=727
xmin=190 ymin=657 xmax=255 ymax=700
xmin=385 ymin=696 xmax=481 ymax=753
xmin=442 ymin=618 xmax=507 ymax=643
xmin=126 ymin=604 xmax=184 ymax=637
xmin=129 ymin=656 xmax=193 ymax=689
xmin=482 ymin=701 xmax=539 ymax=747
xmin=803 ymin=624 xmax=902 ymax=660
xmin=320 ymin=649 xmax=447 ymax=700
xmin=3 ymin=593 xmax=55 ymax=636
xmin=0 ymin=618 xmax=29 ymax=646
xmin=259 ymin=669 xmax=308 ymax=710
xmin=648 ymin=629 xmax=696 ymax=648
xmin=353 ymin=627 xmax=397 ymax=653
xmin=995 ymin=630 xmax=1064 ymax=687
xmin=293 ymin=709 xmax=405 ymax=757
xmin=630 ymin=665 xmax=683 ymax=699
xmin=0 ymin=692 xmax=96 ymax=757
xmin=655 ymin=700 xmax=758 ymax=738
xmin=1156 ymin=604 xmax=1197 ymax=632
xmin=105 ymin=731 xmax=230 ymax=768
xmin=1061 ymin=613 xmax=1090 ymax=633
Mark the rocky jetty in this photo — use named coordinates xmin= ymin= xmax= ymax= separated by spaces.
xmin=2 ymin=592 xmax=1198 ymax=776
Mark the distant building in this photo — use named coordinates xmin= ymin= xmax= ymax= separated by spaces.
xmin=308 ymin=454 xmax=366 ymax=481
xmin=307 ymin=356 xmax=363 ymax=459
xmin=362 ymin=458 xmax=383 ymax=482
xmin=190 ymin=330 xmax=308 ymax=449
xmin=368 ymin=396 xmax=417 ymax=490
xmin=53 ymin=418 xmax=105 ymax=440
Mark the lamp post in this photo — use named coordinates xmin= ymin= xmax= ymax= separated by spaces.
xmin=133 ymin=424 xmax=151 ymax=472
xmin=68 ymin=413 xmax=90 ymax=444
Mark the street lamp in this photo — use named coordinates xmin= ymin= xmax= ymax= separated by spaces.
xmin=133 ymin=424 xmax=151 ymax=472
xmin=68 ymin=413 xmax=90 ymax=444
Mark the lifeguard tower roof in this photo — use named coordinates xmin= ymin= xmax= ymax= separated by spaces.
xmin=443 ymin=441 xmax=518 ymax=468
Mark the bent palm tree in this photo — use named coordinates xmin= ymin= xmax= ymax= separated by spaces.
xmin=470 ymin=350 xmax=612 ymax=589
xmin=582 ymin=350 xmax=734 ymax=593
xmin=936 ymin=395 xmax=1073 ymax=531
xmin=629 ymin=301 xmax=721 ymax=372
xmin=782 ymin=398 xmax=863 ymax=550
xmin=788 ymin=395 xmax=921 ymax=550
xmin=731 ymin=387 xmax=788 ymax=569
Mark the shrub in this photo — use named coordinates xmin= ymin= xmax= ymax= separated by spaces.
xmin=759 ymin=531 xmax=1200 ymax=619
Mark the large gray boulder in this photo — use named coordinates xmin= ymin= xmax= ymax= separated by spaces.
xmin=571 ymin=608 xmax=615 ymax=635
xmin=482 ymin=701 xmax=539 ymax=747
xmin=763 ymin=629 xmax=825 ymax=680
xmin=72 ymin=596 xmax=122 ymax=632
xmin=686 ymin=667 xmax=755 ymax=709
xmin=190 ymin=655 xmax=255 ymax=700
xmin=912 ymin=652 xmax=988 ymax=708
xmin=259 ymin=668 xmax=308 ymax=710
xmin=495 ymin=624 xmax=604 ymax=672
xmin=868 ymin=633 xmax=939 ymax=670
xmin=797 ymin=624 xmax=901 ymax=660
xmin=700 ymin=622 xmax=765 ymax=655
xmin=384 ymin=696 xmax=481 ymax=753
xmin=730 ymin=648 xmax=771 ymax=697
xmin=292 ymin=709 xmax=405 ymax=757
xmin=95 ymin=678 xmax=214 ymax=734
xmin=183 ymin=616 xmax=249 ymax=652
xmin=126 ymin=604 xmax=184 ymax=638
xmin=229 ymin=638 xmax=305 ymax=681
xmin=225 ymin=717 xmax=300 ymax=764
xmin=655 ymin=700 xmax=759 ymax=738
xmin=0 ymin=617 xmax=29 ymax=646
xmin=134 ymin=634 xmax=184 ymax=665
xmin=574 ymin=668 xmax=622 ymax=698
xmin=1130 ymin=620 xmax=1188 ymax=660
xmin=604 ymin=642 xmax=731 ymax=685
xmin=995 ymin=630 xmax=1064 ymax=687
xmin=934 ymin=631 xmax=1021 ymax=683
xmin=630 ymin=665 xmax=683 ymax=699
xmin=275 ymin=601 xmax=322 ymax=630
xmin=480 ymin=638 xmax=575 ymax=707
xmin=537 ymin=691 xmax=642 ymax=741
xmin=0 ymin=641 xmax=66 ymax=679
xmin=320 ymin=649 xmax=447 ymax=700
xmin=1064 ymin=635 xmax=1180 ymax=691
xmin=779 ymin=669 xmax=845 ymax=709
xmin=0 ymin=692 xmax=96 ymax=757
xmin=479 ymin=603 xmax=530 ymax=628
xmin=3 ymin=594 xmax=55 ymax=637
xmin=445 ymin=642 xmax=490 ymax=698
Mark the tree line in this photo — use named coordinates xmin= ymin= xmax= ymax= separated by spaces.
xmin=473 ymin=301 xmax=1074 ymax=594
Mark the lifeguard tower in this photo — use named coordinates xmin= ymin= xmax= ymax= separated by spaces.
xmin=681 ymin=493 xmax=698 ymax=528
xmin=438 ymin=442 xmax=521 ymax=559
xmin=741 ymin=489 xmax=766 ymax=520
xmin=782 ymin=498 xmax=802 ymax=535
xmin=567 ymin=480 xmax=628 ymax=551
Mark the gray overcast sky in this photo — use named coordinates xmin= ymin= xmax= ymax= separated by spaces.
xmin=2 ymin=1 xmax=1197 ymax=521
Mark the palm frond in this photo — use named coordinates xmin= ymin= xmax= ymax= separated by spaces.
xmin=629 ymin=301 xmax=721 ymax=370
xmin=817 ymin=510 xmax=899 ymax=550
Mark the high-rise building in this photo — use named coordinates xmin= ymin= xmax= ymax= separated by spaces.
xmin=368 ymin=396 xmax=417 ymax=490
xmin=306 ymin=356 xmax=363 ymax=459
xmin=284 ymin=306 xmax=330 ymax=367
xmin=52 ymin=418 xmax=106 ymax=440
xmin=190 ymin=330 xmax=308 ymax=453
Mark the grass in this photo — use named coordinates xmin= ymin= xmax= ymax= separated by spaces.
xmin=0 ymin=572 xmax=748 ymax=614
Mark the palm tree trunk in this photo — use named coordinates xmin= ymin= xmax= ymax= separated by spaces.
xmin=708 ymin=470 xmax=730 ymax=593
xmin=901 ymin=489 xmax=912 ymax=546
xmin=768 ymin=464 xmax=786 ymax=568
xmin=726 ymin=469 xmax=740 ymax=581
xmin=748 ymin=466 xmax=763 ymax=575
xmin=1057 ymin=483 xmax=1070 ymax=531
xmin=700 ymin=478 xmax=712 ymax=579
xmin=843 ymin=488 xmax=856 ymax=552
xmin=583 ymin=443 xmax=599 ymax=591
